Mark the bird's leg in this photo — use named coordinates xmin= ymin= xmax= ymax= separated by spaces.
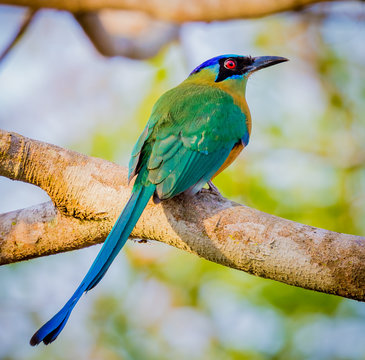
xmin=202 ymin=180 xmax=223 ymax=197
xmin=208 ymin=180 xmax=222 ymax=195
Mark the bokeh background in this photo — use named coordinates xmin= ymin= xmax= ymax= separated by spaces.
xmin=1 ymin=2 xmax=365 ymax=359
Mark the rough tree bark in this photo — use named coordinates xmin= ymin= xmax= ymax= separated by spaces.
xmin=1 ymin=129 xmax=364 ymax=302
xmin=0 ymin=0 xmax=341 ymax=22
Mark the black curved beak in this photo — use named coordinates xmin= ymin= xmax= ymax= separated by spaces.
xmin=247 ymin=56 xmax=288 ymax=74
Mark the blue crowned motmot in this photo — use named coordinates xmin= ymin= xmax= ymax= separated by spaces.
xmin=30 ymin=54 xmax=287 ymax=345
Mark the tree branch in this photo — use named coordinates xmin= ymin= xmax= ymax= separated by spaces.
xmin=0 ymin=8 xmax=38 ymax=63
xmin=0 ymin=0 xmax=342 ymax=22
xmin=1 ymin=129 xmax=364 ymax=302
xmin=74 ymin=11 xmax=179 ymax=59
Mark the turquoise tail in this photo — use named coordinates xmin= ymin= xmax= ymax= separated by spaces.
xmin=30 ymin=183 xmax=155 ymax=346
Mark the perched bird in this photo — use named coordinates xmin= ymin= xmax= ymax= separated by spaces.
xmin=30 ymin=54 xmax=287 ymax=345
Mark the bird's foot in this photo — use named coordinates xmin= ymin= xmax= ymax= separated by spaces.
xmin=208 ymin=180 xmax=223 ymax=196
xmin=200 ymin=181 xmax=223 ymax=197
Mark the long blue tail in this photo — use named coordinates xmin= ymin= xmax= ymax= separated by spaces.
xmin=30 ymin=183 xmax=155 ymax=346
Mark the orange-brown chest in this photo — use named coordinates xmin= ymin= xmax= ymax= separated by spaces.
xmin=212 ymin=141 xmax=244 ymax=179
xmin=211 ymin=82 xmax=251 ymax=178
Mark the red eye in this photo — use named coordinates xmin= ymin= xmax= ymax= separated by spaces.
xmin=224 ymin=59 xmax=236 ymax=70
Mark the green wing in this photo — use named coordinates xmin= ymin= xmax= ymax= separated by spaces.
xmin=129 ymin=82 xmax=249 ymax=199
xmin=148 ymin=135 xmax=232 ymax=199
xmin=128 ymin=116 xmax=159 ymax=182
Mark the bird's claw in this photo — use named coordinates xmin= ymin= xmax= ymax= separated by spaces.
xmin=200 ymin=180 xmax=223 ymax=197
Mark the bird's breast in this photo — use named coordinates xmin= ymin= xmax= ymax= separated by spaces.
xmin=212 ymin=140 xmax=245 ymax=179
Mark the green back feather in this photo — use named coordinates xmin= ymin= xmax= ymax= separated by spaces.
xmin=130 ymin=81 xmax=249 ymax=199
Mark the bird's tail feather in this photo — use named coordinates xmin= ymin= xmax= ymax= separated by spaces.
xmin=30 ymin=183 xmax=155 ymax=346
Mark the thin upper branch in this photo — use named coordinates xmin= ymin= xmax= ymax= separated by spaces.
xmin=0 ymin=0 xmax=341 ymax=22
xmin=74 ymin=11 xmax=179 ymax=59
xmin=1 ymin=129 xmax=364 ymax=302
xmin=0 ymin=8 xmax=38 ymax=63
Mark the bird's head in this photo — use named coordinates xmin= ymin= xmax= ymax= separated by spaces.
xmin=188 ymin=54 xmax=288 ymax=84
